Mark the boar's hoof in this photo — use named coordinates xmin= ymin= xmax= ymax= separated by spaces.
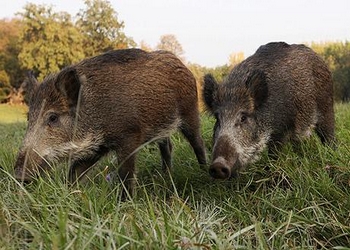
xmin=209 ymin=162 xmax=231 ymax=179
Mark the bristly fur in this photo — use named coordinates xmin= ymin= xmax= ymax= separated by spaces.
xmin=41 ymin=133 xmax=105 ymax=163
xmin=14 ymin=49 xmax=207 ymax=197
xmin=205 ymin=42 xmax=335 ymax=179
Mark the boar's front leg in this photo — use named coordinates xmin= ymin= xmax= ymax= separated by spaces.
xmin=68 ymin=154 xmax=103 ymax=183
xmin=117 ymin=150 xmax=137 ymax=200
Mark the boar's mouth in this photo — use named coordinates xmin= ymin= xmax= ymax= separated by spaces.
xmin=14 ymin=152 xmax=51 ymax=183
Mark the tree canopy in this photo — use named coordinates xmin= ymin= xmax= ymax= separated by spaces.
xmin=310 ymin=41 xmax=350 ymax=102
xmin=0 ymin=0 xmax=136 ymax=103
xmin=18 ymin=3 xmax=85 ymax=81
xmin=15 ymin=0 xmax=135 ymax=82
xmin=156 ymin=34 xmax=185 ymax=61
xmin=0 ymin=19 xmax=24 ymax=89
xmin=76 ymin=0 xmax=135 ymax=57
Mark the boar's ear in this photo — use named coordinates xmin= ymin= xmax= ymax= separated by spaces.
xmin=203 ymin=74 xmax=218 ymax=112
xmin=246 ymin=70 xmax=268 ymax=108
xmin=21 ymin=71 xmax=40 ymax=103
xmin=55 ymin=68 xmax=81 ymax=108
xmin=24 ymin=70 xmax=40 ymax=89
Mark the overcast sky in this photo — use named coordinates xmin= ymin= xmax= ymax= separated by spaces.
xmin=1 ymin=0 xmax=349 ymax=67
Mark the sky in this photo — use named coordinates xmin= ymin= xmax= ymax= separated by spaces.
xmin=1 ymin=0 xmax=350 ymax=67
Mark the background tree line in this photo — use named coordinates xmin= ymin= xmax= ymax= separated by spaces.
xmin=309 ymin=41 xmax=350 ymax=102
xmin=0 ymin=0 xmax=349 ymax=104
xmin=0 ymin=0 xmax=134 ymax=103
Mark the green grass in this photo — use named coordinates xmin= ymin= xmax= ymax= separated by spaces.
xmin=0 ymin=103 xmax=350 ymax=249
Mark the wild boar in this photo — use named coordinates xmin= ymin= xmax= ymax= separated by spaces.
xmin=14 ymin=49 xmax=207 ymax=197
xmin=203 ymin=42 xmax=335 ymax=179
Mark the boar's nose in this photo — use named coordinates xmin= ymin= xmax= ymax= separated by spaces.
xmin=209 ymin=162 xmax=231 ymax=179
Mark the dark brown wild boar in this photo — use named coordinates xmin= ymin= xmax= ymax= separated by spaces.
xmin=14 ymin=49 xmax=206 ymax=197
xmin=203 ymin=42 xmax=335 ymax=180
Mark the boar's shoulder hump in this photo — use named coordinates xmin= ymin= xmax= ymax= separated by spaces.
xmin=81 ymin=48 xmax=149 ymax=66
xmin=255 ymin=42 xmax=313 ymax=59
xmin=254 ymin=42 xmax=291 ymax=59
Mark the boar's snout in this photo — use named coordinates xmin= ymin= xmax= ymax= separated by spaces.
xmin=209 ymin=161 xmax=231 ymax=179
xmin=209 ymin=135 xmax=239 ymax=180
xmin=13 ymin=152 xmax=42 ymax=183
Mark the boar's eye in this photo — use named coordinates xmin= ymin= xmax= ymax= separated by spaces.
xmin=240 ymin=114 xmax=247 ymax=123
xmin=238 ymin=112 xmax=249 ymax=125
xmin=47 ymin=113 xmax=59 ymax=126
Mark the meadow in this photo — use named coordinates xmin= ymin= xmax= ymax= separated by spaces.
xmin=0 ymin=103 xmax=349 ymax=249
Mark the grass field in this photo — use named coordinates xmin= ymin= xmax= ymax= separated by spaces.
xmin=0 ymin=104 xmax=27 ymax=123
xmin=0 ymin=103 xmax=349 ymax=249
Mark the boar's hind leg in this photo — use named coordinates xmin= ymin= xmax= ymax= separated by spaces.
xmin=180 ymin=122 xmax=207 ymax=168
xmin=158 ymin=137 xmax=173 ymax=170
xmin=315 ymin=111 xmax=336 ymax=145
xmin=68 ymin=154 xmax=103 ymax=183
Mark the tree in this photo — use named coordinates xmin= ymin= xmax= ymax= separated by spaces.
xmin=228 ymin=51 xmax=245 ymax=68
xmin=139 ymin=40 xmax=152 ymax=52
xmin=156 ymin=34 xmax=185 ymax=61
xmin=0 ymin=18 xmax=24 ymax=89
xmin=18 ymin=3 xmax=85 ymax=80
xmin=324 ymin=42 xmax=350 ymax=102
xmin=310 ymin=41 xmax=350 ymax=102
xmin=0 ymin=18 xmax=21 ymax=53
xmin=77 ymin=0 xmax=135 ymax=57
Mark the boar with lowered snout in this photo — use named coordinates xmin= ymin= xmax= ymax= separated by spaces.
xmin=14 ymin=49 xmax=207 ymax=197
xmin=203 ymin=42 xmax=335 ymax=180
